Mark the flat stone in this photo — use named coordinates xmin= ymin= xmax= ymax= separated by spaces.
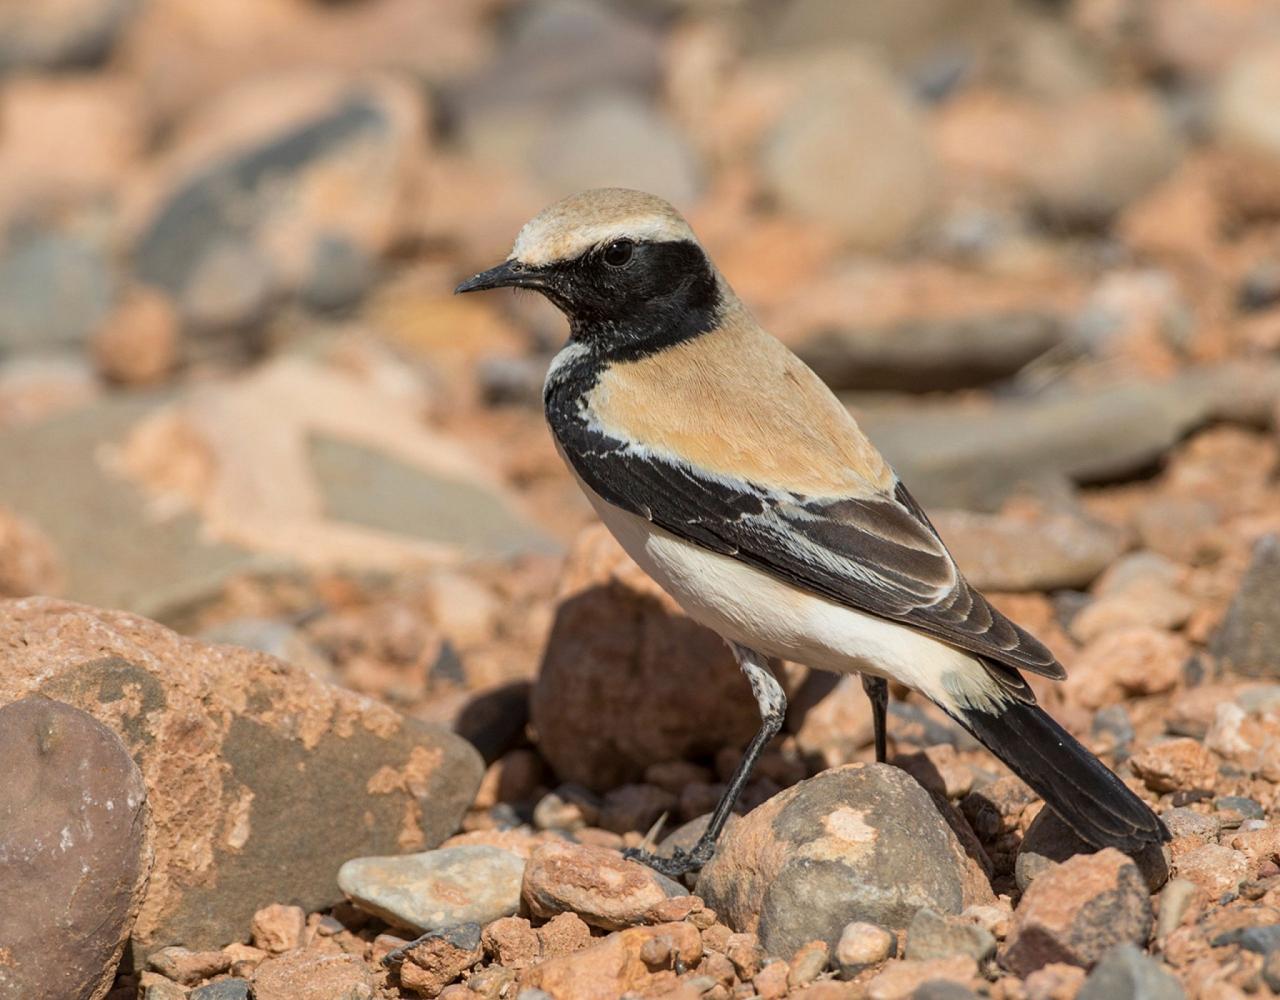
xmin=697 ymin=763 xmax=995 ymax=959
xmin=251 ymin=950 xmax=374 ymax=1000
xmin=856 ymin=364 xmax=1280 ymax=510
xmin=797 ymin=312 xmax=1064 ymax=394
xmin=1210 ymin=534 xmax=1280 ymax=678
xmin=0 ymin=394 xmax=266 ymax=616
xmin=0 ymin=230 xmax=114 ymax=353
xmin=0 ymin=597 xmax=483 ymax=960
xmin=0 ymin=697 xmax=150 ymax=1000
xmin=339 ymin=846 xmax=524 ymax=934
xmin=521 ymin=841 xmax=689 ymax=931
xmin=1077 ymin=944 xmax=1185 ymax=1000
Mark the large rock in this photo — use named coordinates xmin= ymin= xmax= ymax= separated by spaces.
xmin=130 ymin=72 xmax=427 ymax=328
xmin=0 ymin=697 xmax=150 ymax=1000
xmin=0 ymin=597 xmax=483 ymax=959
xmin=1211 ymin=534 xmax=1280 ymax=678
xmin=696 ymin=763 xmax=994 ymax=959
xmin=532 ymin=525 xmax=801 ymax=791
xmin=761 ymin=53 xmax=939 ymax=250
xmin=1003 ymin=849 xmax=1153 ymax=975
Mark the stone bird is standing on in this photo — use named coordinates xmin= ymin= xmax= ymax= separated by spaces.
xmin=458 ymin=188 xmax=1168 ymax=877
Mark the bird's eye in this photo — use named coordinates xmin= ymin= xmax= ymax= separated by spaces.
xmin=602 ymin=239 xmax=634 ymax=268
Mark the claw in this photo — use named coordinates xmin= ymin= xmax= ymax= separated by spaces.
xmin=621 ymin=842 xmax=712 ymax=878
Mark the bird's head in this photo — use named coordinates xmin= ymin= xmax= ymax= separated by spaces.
xmin=456 ymin=188 xmax=722 ymax=353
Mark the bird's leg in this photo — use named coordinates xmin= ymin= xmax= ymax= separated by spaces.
xmin=861 ymin=674 xmax=889 ymax=764
xmin=624 ymin=643 xmax=786 ymax=878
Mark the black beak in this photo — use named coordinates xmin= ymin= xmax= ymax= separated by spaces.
xmin=455 ymin=259 xmax=543 ymax=294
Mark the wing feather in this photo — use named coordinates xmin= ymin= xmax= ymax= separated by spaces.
xmin=560 ymin=420 xmax=1064 ymax=681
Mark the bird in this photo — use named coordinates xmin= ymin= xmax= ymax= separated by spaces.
xmin=457 ymin=188 xmax=1168 ymax=878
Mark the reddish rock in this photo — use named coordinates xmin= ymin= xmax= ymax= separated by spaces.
xmin=537 ymin=911 xmax=594 ymax=960
xmin=398 ymin=924 xmax=483 ymax=999
xmin=790 ymin=673 xmax=875 ymax=769
xmin=0 ymin=598 xmax=482 ymax=958
xmin=90 ymin=286 xmax=180 ymax=386
xmin=1129 ymin=738 xmax=1217 ymax=794
xmin=0 ymin=698 xmax=150 ymax=1000
xmin=0 ymin=505 xmax=63 ymax=597
xmin=698 ymin=764 xmax=994 ymax=959
xmin=866 ymin=956 xmax=979 ymax=1000
xmin=482 ymin=917 xmax=540 ymax=971
xmin=521 ymin=840 xmax=689 ymax=930
xmin=1024 ymin=962 xmax=1087 ymax=1000
xmin=520 ymin=922 xmax=702 ymax=1000
xmin=531 ymin=525 xmax=801 ymax=790
xmin=752 ymin=958 xmax=791 ymax=999
xmin=146 ymin=947 xmax=230 ymax=986
xmin=788 ymin=939 xmax=830 ymax=987
xmin=1003 ymin=849 xmax=1153 ymax=975
xmin=251 ymin=950 xmax=374 ymax=1000
xmin=250 ymin=904 xmax=306 ymax=955
xmin=1173 ymin=844 xmax=1248 ymax=898
xmin=1065 ymin=629 xmax=1190 ymax=709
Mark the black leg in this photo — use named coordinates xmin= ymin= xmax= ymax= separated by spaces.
xmin=624 ymin=643 xmax=785 ymax=878
xmin=862 ymin=674 xmax=889 ymax=764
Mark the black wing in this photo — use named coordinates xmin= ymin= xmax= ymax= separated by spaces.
xmin=559 ymin=420 xmax=1064 ymax=682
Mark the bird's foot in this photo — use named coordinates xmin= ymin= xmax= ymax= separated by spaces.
xmin=622 ymin=839 xmax=715 ymax=878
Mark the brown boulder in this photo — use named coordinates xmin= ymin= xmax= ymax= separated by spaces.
xmin=0 ymin=597 xmax=483 ymax=959
xmin=532 ymin=525 xmax=801 ymax=791
xmin=0 ymin=697 xmax=151 ymax=1000
xmin=520 ymin=922 xmax=702 ymax=1000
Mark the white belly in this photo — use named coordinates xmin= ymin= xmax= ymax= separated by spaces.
xmin=586 ymin=492 xmax=996 ymax=712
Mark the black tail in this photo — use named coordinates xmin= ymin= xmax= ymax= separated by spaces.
xmin=949 ymin=698 xmax=1169 ymax=852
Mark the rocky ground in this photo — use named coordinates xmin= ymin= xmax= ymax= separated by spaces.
xmin=3 ymin=1 xmax=1280 ymax=998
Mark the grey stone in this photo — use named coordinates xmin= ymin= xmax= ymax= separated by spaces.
xmin=856 ymin=364 xmax=1280 ymax=510
xmin=797 ymin=312 xmax=1064 ymax=393
xmin=450 ymin=0 xmax=661 ymax=117
xmin=190 ymin=980 xmax=252 ymax=1000
xmin=761 ymin=54 xmax=938 ymax=250
xmin=0 ymin=697 xmax=150 ymax=1000
xmin=1216 ymin=796 xmax=1265 ymax=822
xmin=0 ymin=231 xmax=115 ymax=354
xmin=912 ymin=984 xmax=979 ymax=1000
xmin=532 ymin=94 xmax=702 ymax=206
xmin=1017 ymin=808 xmax=1169 ymax=894
xmin=339 ymin=846 xmax=526 ymax=934
xmin=0 ymin=394 xmax=269 ymax=617
xmin=299 ymin=234 xmax=376 ymax=314
xmin=1210 ymin=923 xmax=1280 ymax=954
xmin=1159 ymin=808 xmax=1219 ymax=842
xmin=696 ymin=763 xmax=994 ymax=958
xmin=1210 ymin=534 xmax=1280 ymax=678
xmin=0 ymin=0 xmax=138 ymax=70
xmin=905 ymin=907 xmax=996 ymax=962
xmin=1077 ymin=944 xmax=1186 ymax=1000
xmin=135 ymin=81 xmax=418 ymax=324
xmin=199 ymin=618 xmax=336 ymax=681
